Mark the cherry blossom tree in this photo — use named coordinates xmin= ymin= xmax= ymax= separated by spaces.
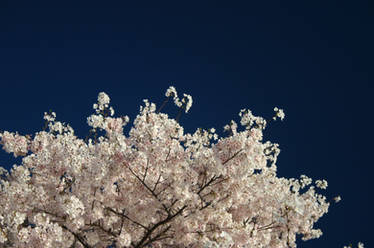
xmin=0 ymin=87 xmax=353 ymax=247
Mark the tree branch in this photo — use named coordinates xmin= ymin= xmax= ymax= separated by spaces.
xmin=61 ymin=225 xmax=92 ymax=248
xmin=106 ymin=207 xmax=149 ymax=231
xmin=127 ymin=166 xmax=171 ymax=216
xmin=222 ymin=148 xmax=243 ymax=165
xmin=134 ymin=205 xmax=187 ymax=248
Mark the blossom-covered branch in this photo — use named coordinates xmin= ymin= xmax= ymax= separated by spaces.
xmin=0 ymin=86 xmax=355 ymax=247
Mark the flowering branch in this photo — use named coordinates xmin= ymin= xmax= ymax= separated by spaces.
xmin=0 ymin=86 xmax=359 ymax=247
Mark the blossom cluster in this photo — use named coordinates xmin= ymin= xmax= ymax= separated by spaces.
xmin=165 ymin=86 xmax=193 ymax=113
xmin=0 ymin=87 xmax=349 ymax=247
xmin=344 ymin=242 xmax=364 ymax=248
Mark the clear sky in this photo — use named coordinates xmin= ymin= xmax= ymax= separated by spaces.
xmin=0 ymin=1 xmax=372 ymax=247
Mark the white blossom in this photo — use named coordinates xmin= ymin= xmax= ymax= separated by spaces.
xmin=165 ymin=86 xmax=178 ymax=99
xmin=334 ymin=196 xmax=342 ymax=203
xmin=182 ymin=93 xmax=193 ymax=113
xmin=64 ymin=195 xmax=85 ymax=219
xmin=117 ymin=232 xmax=132 ymax=247
xmin=0 ymin=88 xmax=348 ymax=248
xmin=87 ymin=114 xmax=105 ymax=129
xmin=316 ymin=179 xmax=328 ymax=189
xmin=98 ymin=92 xmax=110 ymax=106
xmin=344 ymin=242 xmax=365 ymax=248
xmin=273 ymin=107 xmax=285 ymax=121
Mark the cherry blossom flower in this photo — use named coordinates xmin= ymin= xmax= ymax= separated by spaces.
xmin=334 ymin=195 xmax=342 ymax=203
xmin=273 ymin=107 xmax=285 ymax=121
xmin=0 ymin=87 xmax=354 ymax=247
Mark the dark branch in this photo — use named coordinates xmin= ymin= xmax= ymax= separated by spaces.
xmin=156 ymin=98 xmax=169 ymax=113
xmin=142 ymin=225 xmax=172 ymax=247
xmin=61 ymin=225 xmax=92 ymax=248
xmin=134 ymin=205 xmax=187 ymax=248
xmin=106 ymin=207 xmax=149 ymax=231
xmin=222 ymin=148 xmax=243 ymax=165
xmin=127 ymin=166 xmax=171 ymax=216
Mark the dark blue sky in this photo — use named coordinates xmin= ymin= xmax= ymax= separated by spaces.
xmin=0 ymin=1 xmax=372 ymax=247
